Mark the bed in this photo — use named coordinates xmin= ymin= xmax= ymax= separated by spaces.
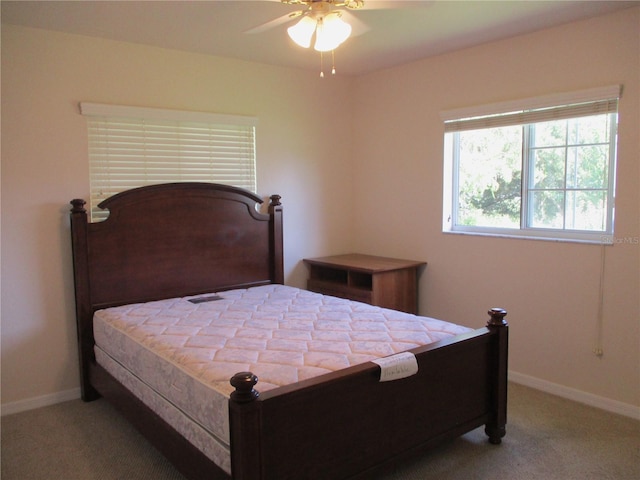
xmin=69 ymin=182 xmax=508 ymax=480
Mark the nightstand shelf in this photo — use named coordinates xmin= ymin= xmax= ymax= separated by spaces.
xmin=303 ymin=253 xmax=426 ymax=314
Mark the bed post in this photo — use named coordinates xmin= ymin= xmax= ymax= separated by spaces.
xmin=229 ymin=372 xmax=261 ymax=480
xmin=268 ymin=195 xmax=284 ymax=285
xmin=69 ymin=198 xmax=100 ymax=401
xmin=485 ymin=307 xmax=508 ymax=444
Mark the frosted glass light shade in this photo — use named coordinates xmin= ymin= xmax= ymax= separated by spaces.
xmin=287 ymin=16 xmax=317 ymax=48
xmin=314 ymin=14 xmax=352 ymax=52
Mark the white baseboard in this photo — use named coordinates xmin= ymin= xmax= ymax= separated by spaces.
xmin=1 ymin=388 xmax=81 ymax=417
xmin=509 ymin=370 xmax=640 ymax=420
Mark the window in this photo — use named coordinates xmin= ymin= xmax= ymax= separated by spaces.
xmin=442 ymin=86 xmax=620 ymax=243
xmin=81 ymin=103 xmax=257 ymax=221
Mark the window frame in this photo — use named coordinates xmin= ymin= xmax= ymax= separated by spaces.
xmin=441 ymin=86 xmax=621 ymax=244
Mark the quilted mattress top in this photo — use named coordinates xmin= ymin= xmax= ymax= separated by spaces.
xmin=94 ymin=284 xmax=472 ymax=394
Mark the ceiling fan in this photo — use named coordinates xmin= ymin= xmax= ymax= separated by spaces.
xmin=246 ymin=1 xmax=428 ymax=76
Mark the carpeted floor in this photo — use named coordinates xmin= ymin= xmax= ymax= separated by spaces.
xmin=2 ymin=383 xmax=639 ymax=479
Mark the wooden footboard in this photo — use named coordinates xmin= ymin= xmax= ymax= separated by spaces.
xmin=229 ymin=309 xmax=508 ymax=480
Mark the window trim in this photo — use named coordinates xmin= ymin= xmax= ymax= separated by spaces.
xmin=441 ymin=86 xmax=621 ymax=244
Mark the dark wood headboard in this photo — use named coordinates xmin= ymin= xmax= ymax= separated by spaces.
xmin=69 ymin=182 xmax=283 ymax=399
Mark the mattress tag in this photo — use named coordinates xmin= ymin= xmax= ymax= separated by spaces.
xmin=372 ymin=352 xmax=418 ymax=382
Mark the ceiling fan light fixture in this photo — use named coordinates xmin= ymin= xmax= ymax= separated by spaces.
xmin=313 ymin=13 xmax=352 ymax=52
xmin=287 ymin=15 xmax=317 ymax=48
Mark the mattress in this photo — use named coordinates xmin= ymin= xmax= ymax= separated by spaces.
xmin=93 ymin=284 xmax=472 ymax=474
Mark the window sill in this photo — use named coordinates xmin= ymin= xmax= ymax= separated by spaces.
xmin=443 ymin=229 xmax=616 ymax=245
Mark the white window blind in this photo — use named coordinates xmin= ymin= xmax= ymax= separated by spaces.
xmin=81 ymin=103 xmax=257 ymax=221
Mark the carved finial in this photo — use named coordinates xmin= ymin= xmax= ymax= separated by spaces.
xmin=269 ymin=194 xmax=282 ymax=207
xmin=487 ymin=308 xmax=508 ymax=327
xmin=70 ymin=199 xmax=87 ymax=213
xmin=230 ymin=372 xmax=259 ymax=403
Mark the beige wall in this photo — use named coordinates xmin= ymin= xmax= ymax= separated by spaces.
xmin=2 ymin=7 xmax=639 ymax=415
xmin=351 ymin=8 xmax=639 ymax=410
xmin=1 ymin=25 xmax=354 ymax=406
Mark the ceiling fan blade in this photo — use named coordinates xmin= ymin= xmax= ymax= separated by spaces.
xmin=340 ymin=10 xmax=370 ymax=37
xmin=245 ymin=10 xmax=303 ymax=34
xmin=361 ymin=1 xmax=433 ymax=9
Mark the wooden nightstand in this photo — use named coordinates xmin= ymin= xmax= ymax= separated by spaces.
xmin=303 ymin=253 xmax=426 ymax=314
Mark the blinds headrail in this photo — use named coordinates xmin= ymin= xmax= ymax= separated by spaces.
xmin=80 ymin=102 xmax=258 ymax=126
xmin=441 ymin=85 xmax=621 ymax=133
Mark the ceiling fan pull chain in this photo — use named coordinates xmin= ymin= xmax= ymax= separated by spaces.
xmin=331 ymin=50 xmax=336 ymax=75
xmin=320 ymin=51 xmax=324 ymax=78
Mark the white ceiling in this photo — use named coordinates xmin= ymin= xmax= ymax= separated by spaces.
xmin=2 ymin=1 xmax=637 ymax=76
